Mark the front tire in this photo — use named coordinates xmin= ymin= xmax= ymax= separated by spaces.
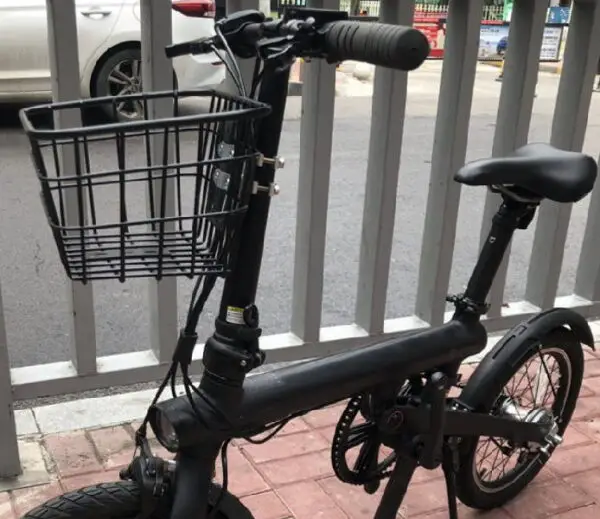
xmin=22 ymin=481 xmax=255 ymax=519
xmin=454 ymin=328 xmax=584 ymax=510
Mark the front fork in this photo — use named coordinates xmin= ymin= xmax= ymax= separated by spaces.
xmin=121 ymin=436 xmax=221 ymax=519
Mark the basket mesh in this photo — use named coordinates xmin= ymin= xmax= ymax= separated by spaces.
xmin=21 ymin=90 xmax=270 ymax=283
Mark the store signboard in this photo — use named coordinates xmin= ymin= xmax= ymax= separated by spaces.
xmin=417 ymin=21 xmax=564 ymax=62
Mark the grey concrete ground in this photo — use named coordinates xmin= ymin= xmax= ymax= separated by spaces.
xmin=2 ymin=62 xmax=600 ymax=406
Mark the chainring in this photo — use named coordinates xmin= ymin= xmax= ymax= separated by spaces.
xmin=331 ymin=394 xmax=397 ymax=487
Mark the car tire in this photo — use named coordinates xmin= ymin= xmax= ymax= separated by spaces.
xmin=93 ymin=47 xmax=176 ymax=122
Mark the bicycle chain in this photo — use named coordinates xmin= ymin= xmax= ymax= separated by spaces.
xmin=331 ymin=394 xmax=397 ymax=486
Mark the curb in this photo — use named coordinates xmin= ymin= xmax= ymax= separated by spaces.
xmin=288 ymin=81 xmax=303 ymax=97
xmin=485 ymin=60 xmax=563 ymax=75
xmin=14 ymin=319 xmax=600 ymax=438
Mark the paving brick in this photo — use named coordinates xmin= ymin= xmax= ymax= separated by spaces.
xmin=560 ymin=424 xmax=595 ymax=450
xmin=402 ymin=478 xmax=449 ymax=516
xmin=318 ymin=476 xmax=385 ymax=519
xmin=277 ymin=480 xmax=348 ymax=519
xmin=44 ymin=431 xmax=102 ymax=477
xmin=503 ymin=479 xmax=593 ymax=518
xmin=88 ymin=426 xmax=135 ymax=469
xmin=240 ymin=491 xmax=290 ymax=519
xmin=315 ymin=425 xmax=337 ymax=443
xmin=572 ymin=398 xmax=600 ymax=422
xmin=565 ymin=468 xmax=600 ymax=502
xmin=579 ymin=383 xmax=594 ymax=398
xmin=583 ymin=349 xmax=596 ymax=362
xmin=459 ymin=363 xmax=477 ymax=382
xmin=417 ymin=505 xmax=511 ymax=519
xmin=303 ymin=404 xmax=348 ymax=429
xmin=550 ymin=504 xmax=600 ymax=519
xmin=584 ymin=360 xmax=600 ymax=378
xmin=60 ymin=469 xmax=123 ymax=492
xmin=242 ymin=431 xmax=329 ymax=464
xmin=12 ymin=482 xmax=62 ymax=517
xmin=549 ymin=443 xmax=600 ymax=477
xmin=0 ymin=492 xmax=15 ymax=519
xmin=236 ymin=419 xmax=311 ymax=446
xmin=570 ymin=419 xmax=600 ymax=443
xmin=214 ymin=446 xmax=269 ymax=497
xmin=258 ymin=451 xmax=334 ymax=487
xmin=581 ymin=376 xmax=600 ymax=396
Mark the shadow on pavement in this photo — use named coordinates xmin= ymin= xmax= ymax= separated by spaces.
xmin=0 ymin=98 xmax=211 ymax=132
xmin=0 ymin=102 xmax=109 ymax=132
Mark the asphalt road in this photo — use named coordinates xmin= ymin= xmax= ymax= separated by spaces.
xmin=2 ymin=63 xmax=600 ymax=399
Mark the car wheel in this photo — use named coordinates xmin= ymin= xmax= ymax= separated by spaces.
xmin=93 ymin=47 xmax=176 ymax=122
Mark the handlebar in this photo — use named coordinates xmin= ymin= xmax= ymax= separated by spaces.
xmin=165 ymin=11 xmax=430 ymax=73
xmin=321 ymin=20 xmax=429 ymax=72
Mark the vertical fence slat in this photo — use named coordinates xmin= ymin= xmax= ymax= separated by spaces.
xmin=224 ymin=0 xmax=260 ymax=94
xmin=414 ymin=0 xmax=484 ymax=326
xmin=0 ymin=281 xmax=20 ymax=477
xmin=525 ymin=0 xmax=600 ymax=310
xmin=140 ymin=0 xmax=178 ymax=362
xmin=291 ymin=0 xmax=338 ymax=342
xmin=575 ymin=174 xmax=600 ymax=301
xmin=354 ymin=0 xmax=415 ymax=335
xmin=478 ymin=0 xmax=548 ymax=318
xmin=46 ymin=0 xmax=97 ymax=375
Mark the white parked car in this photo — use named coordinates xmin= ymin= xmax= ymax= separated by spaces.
xmin=0 ymin=0 xmax=226 ymax=120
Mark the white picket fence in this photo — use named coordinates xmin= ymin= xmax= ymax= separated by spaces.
xmin=1 ymin=0 xmax=600 ymax=477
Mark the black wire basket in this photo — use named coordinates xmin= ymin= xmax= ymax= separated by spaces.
xmin=20 ymin=89 xmax=271 ymax=283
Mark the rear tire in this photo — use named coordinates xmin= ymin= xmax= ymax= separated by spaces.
xmin=454 ymin=328 xmax=584 ymax=510
xmin=22 ymin=481 xmax=255 ymax=519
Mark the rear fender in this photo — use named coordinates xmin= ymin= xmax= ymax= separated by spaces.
xmin=459 ymin=308 xmax=594 ymax=409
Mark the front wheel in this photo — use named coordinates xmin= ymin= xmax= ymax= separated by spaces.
xmin=454 ymin=328 xmax=584 ymax=510
xmin=22 ymin=481 xmax=255 ymax=519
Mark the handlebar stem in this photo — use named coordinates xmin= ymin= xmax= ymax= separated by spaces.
xmin=199 ymin=58 xmax=291 ymax=391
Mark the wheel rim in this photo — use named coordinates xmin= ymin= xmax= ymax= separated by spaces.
xmin=471 ymin=346 xmax=572 ymax=493
xmin=107 ymin=58 xmax=144 ymax=119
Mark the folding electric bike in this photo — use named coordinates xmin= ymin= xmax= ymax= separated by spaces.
xmin=19 ymin=7 xmax=599 ymax=519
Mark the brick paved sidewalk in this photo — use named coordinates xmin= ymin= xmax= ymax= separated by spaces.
xmin=3 ymin=353 xmax=600 ymax=519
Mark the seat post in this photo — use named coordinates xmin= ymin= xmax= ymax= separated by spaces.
xmin=462 ymin=196 xmax=537 ymax=308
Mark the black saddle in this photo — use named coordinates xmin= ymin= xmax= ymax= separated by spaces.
xmin=455 ymin=143 xmax=597 ymax=203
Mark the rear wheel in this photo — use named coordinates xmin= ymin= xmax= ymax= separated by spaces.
xmin=22 ymin=481 xmax=255 ymax=519
xmin=455 ymin=328 xmax=584 ymax=510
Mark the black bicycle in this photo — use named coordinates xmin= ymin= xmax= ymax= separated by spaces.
xmin=18 ymin=7 xmax=599 ymax=519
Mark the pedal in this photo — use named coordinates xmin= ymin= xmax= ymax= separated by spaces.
xmin=363 ymin=480 xmax=380 ymax=494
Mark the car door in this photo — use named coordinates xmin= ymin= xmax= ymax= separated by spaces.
xmin=0 ymin=0 xmax=124 ymax=96
xmin=0 ymin=0 xmax=49 ymax=94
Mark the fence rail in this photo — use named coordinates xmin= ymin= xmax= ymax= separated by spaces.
xmin=1 ymin=0 xmax=599 ymax=478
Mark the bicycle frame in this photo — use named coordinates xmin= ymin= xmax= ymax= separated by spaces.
xmin=151 ymin=58 xmax=550 ymax=519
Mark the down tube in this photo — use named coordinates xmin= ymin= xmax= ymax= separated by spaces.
xmin=156 ymin=319 xmax=487 ymax=447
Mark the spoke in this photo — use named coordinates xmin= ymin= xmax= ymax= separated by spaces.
xmin=108 ymin=74 xmax=128 ymax=86
xmin=111 ymin=67 xmax=131 ymax=83
xmin=346 ymin=423 xmax=375 ymax=449
xmin=132 ymin=59 xmax=141 ymax=79
xmin=117 ymin=86 xmax=133 ymax=97
xmin=134 ymin=100 xmax=144 ymax=117
xmin=538 ymin=353 xmax=559 ymax=402
xmin=353 ymin=437 xmax=379 ymax=473
xmin=488 ymin=445 xmax=505 ymax=480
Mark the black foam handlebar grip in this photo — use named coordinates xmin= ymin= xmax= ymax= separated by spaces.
xmin=322 ymin=21 xmax=430 ymax=71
